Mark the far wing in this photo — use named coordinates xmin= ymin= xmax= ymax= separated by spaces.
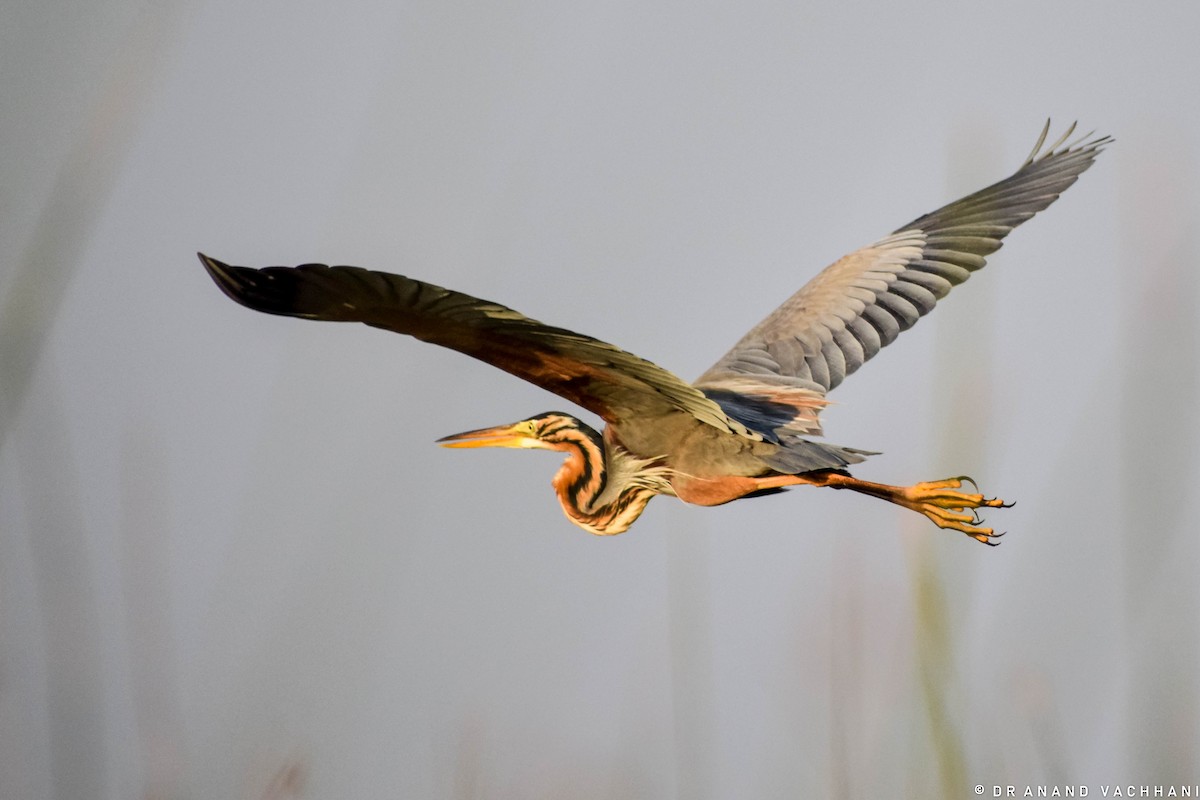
xmin=200 ymin=255 xmax=766 ymax=441
xmin=696 ymin=122 xmax=1110 ymax=395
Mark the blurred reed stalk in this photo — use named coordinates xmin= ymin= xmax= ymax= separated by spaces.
xmin=903 ymin=126 xmax=1002 ymax=797
xmin=1117 ymin=131 xmax=1198 ymax=782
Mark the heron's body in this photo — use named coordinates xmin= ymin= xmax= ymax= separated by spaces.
xmin=202 ymin=123 xmax=1109 ymax=543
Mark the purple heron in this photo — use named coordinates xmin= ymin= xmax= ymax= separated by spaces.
xmin=201 ymin=122 xmax=1107 ymax=544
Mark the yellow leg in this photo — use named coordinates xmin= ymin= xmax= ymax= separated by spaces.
xmin=759 ymin=472 xmax=1011 ymax=545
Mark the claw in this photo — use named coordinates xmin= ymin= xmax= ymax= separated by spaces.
xmin=970 ymin=529 xmax=1006 ymax=547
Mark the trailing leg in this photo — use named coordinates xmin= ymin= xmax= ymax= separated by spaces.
xmin=756 ymin=471 xmax=1010 ymax=545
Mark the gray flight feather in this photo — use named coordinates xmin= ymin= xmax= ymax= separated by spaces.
xmin=696 ymin=122 xmax=1110 ymax=403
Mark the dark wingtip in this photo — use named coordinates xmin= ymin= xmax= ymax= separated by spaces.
xmin=197 ymin=251 xmax=225 ymax=273
xmin=197 ymin=253 xmax=337 ymax=319
xmin=197 ymin=252 xmax=254 ymax=306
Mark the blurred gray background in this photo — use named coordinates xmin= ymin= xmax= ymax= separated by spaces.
xmin=3 ymin=1 xmax=1198 ymax=797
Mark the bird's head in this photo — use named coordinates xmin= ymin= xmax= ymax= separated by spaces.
xmin=440 ymin=411 xmax=660 ymax=534
xmin=437 ymin=412 xmax=601 ymax=453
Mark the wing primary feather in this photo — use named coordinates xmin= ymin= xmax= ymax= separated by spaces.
xmin=847 ymin=317 xmax=882 ymax=360
xmin=898 ymin=269 xmax=953 ymax=299
xmin=860 ymin=303 xmax=902 ymax=345
xmin=907 ymin=259 xmax=973 ymax=285
xmin=1022 ymin=119 xmax=1053 ymax=167
xmin=832 ymin=328 xmax=865 ymax=374
xmin=872 ymin=292 xmax=921 ymax=330
xmin=888 ymin=279 xmax=939 ymax=313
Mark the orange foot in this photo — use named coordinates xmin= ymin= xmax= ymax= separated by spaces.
xmin=896 ymin=476 xmax=1010 ymax=545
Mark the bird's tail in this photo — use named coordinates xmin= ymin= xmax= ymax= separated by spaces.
xmin=763 ymin=438 xmax=877 ymax=474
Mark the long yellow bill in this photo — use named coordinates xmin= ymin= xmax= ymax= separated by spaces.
xmin=437 ymin=423 xmax=537 ymax=449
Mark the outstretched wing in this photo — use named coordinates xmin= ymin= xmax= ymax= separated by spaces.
xmin=200 ymin=254 xmax=766 ymax=441
xmin=696 ymin=122 xmax=1110 ymax=398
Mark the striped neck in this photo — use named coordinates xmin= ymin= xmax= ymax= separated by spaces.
xmin=547 ymin=424 xmax=670 ymax=536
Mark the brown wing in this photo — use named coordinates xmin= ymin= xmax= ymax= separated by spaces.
xmin=696 ymin=122 xmax=1111 ymax=396
xmin=200 ymin=254 xmax=766 ymax=441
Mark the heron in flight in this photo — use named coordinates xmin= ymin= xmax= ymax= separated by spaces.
xmin=201 ymin=122 xmax=1107 ymax=544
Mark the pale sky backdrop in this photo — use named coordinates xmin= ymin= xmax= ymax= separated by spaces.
xmin=3 ymin=1 xmax=1198 ymax=798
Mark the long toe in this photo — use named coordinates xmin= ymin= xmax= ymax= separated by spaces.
xmin=921 ymin=505 xmax=1004 ymax=544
